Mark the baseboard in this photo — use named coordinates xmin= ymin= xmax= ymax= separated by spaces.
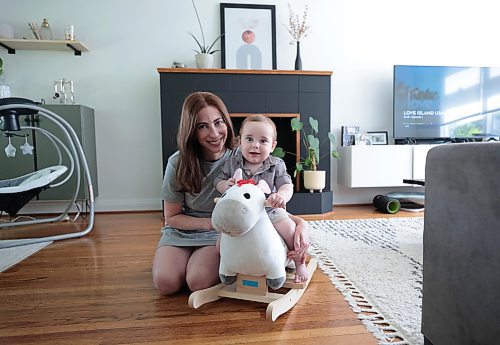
xmin=11 ymin=198 xmax=162 ymax=215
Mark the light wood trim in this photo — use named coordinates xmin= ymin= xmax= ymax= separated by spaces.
xmin=0 ymin=38 xmax=89 ymax=52
xmin=157 ymin=67 xmax=332 ymax=76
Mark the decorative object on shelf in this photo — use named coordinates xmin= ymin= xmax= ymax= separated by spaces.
xmin=28 ymin=22 xmax=40 ymax=40
xmin=195 ymin=53 xmax=213 ymax=69
xmin=291 ymin=116 xmax=340 ymax=192
xmin=367 ymin=131 xmax=389 ymax=145
xmin=285 ymin=3 xmax=310 ymax=70
xmin=171 ymin=61 xmax=187 ymax=68
xmin=39 ymin=18 xmax=53 ymax=40
xmin=341 ymin=125 xmax=359 ymax=146
xmin=294 ymin=41 xmax=302 ymax=70
xmin=0 ymin=57 xmax=11 ymax=99
xmin=220 ymin=3 xmax=277 ymax=70
xmin=190 ymin=0 xmax=224 ymax=69
xmin=64 ymin=24 xmax=74 ymax=40
xmin=53 ymin=78 xmax=75 ymax=104
xmin=355 ymin=131 xmax=371 ymax=145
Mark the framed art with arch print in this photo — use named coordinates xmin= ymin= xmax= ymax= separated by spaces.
xmin=220 ymin=3 xmax=277 ymax=70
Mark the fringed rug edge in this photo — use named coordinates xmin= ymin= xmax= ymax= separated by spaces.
xmin=309 ymin=242 xmax=413 ymax=345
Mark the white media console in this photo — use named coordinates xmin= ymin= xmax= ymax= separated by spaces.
xmin=337 ymin=145 xmax=438 ymax=187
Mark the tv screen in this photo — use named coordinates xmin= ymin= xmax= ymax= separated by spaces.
xmin=393 ymin=65 xmax=500 ymax=142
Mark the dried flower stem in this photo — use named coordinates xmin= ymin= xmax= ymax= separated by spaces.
xmin=285 ymin=3 xmax=311 ymax=43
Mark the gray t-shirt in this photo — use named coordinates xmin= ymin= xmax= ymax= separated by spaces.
xmin=214 ymin=149 xmax=293 ymax=192
xmin=158 ymin=148 xmax=236 ymax=247
xmin=161 ymin=148 xmax=236 ymax=218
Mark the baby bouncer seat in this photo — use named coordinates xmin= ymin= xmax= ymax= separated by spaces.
xmin=0 ymin=97 xmax=95 ymax=248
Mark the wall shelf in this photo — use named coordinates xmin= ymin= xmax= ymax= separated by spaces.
xmin=0 ymin=38 xmax=89 ymax=56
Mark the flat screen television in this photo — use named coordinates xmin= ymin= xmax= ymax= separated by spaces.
xmin=393 ymin=65 xmax=500 ymax=143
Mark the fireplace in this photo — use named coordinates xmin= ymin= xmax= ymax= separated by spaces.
xmin=157 ymin=68 xmax=333 ymax=214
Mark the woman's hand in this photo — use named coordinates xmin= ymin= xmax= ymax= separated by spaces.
xmin=287 ymin=214 xmax=309 ymax=262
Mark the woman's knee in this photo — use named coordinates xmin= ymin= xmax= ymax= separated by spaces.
xmin=153 ymin=269 xmax=184 ymax=295
xmin=185 ymin=246 xmax=220 ymax=292
xmin=152 ymin=245 xmax=191 ymax=295
xmin=186 ymin=272 xmax=219 ymax=292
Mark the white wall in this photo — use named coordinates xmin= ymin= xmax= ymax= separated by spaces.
xmin=1 ymin=0 xmax=500 ymax=210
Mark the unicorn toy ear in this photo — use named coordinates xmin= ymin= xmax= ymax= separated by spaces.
xmin=232 ymin=168 xmax=243 ymax=182
xmin=257 ymin=180 xmax=271 ymax=194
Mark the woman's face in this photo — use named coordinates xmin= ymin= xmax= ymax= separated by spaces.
xmin=195 ymin=105 xmax=228 ymax=161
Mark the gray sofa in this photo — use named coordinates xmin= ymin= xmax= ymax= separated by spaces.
xmin=422 ymin=142 xmax=500 ymax=345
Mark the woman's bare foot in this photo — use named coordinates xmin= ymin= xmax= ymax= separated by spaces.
xmin=294 ymin=260 xmax=308 ymax=283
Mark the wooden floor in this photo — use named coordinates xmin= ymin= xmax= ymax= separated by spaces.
xmin=0 ymin=206 xmax=422 ymax=344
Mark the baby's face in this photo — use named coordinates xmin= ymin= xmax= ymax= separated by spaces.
xmin=240 ymin=121 xmax=277 ymax=165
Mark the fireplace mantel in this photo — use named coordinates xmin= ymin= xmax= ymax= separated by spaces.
xmin=158 ymin=68 xmax=333 ymax=214
xmin=157 ymin=68 xmax=332 ymax=76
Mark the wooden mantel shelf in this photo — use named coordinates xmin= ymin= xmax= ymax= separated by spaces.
xmin=157 ymin=68 xmax=332 ymax=76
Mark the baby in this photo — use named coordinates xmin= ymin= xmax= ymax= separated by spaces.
xmin=215 ymin=114 xmax=308 ymax=283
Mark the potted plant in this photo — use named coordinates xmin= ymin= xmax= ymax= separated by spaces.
xmin=291 ymin=116 xmax=340 ymax=193
xmin=190 ymin=0 xmax=224 ymax=68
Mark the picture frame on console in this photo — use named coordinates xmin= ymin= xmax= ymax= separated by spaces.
xmin=367 ymin=131 xmax=388 ymax=145
xmin=220 ymin=3 xmax=277 ymax=70
xmin=341 ymin=125 xmax=359 ymax=146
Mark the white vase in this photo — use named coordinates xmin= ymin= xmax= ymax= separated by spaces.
xmin=303 ymin=170 xmax=326 ymax=193
xmin=0 ymin=79 xmax=11 ymax=98
xmin=195 ymin=53 xmax=213 ymax=69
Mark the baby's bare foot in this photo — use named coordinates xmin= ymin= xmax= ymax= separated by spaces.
xmin=294 ymin=261 xmax=308 ymax=283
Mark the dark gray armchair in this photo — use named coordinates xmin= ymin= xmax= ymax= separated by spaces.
xmin=422 ymin=142 xmax=500 ymax=345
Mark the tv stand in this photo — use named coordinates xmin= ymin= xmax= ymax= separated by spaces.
xmin=395 ymin=138 xmax=451 ymax=145
xmin=395 ymin=137 xmax=493 ymax=145
xmin=337 ymin=145 xmax=438 ymax=187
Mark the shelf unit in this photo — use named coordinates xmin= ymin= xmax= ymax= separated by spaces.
xmin=0 ymin=38 xmax=89 ymax=56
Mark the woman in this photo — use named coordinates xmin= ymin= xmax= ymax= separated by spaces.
xmin=152 ymin=91 xmax=309 ymax=295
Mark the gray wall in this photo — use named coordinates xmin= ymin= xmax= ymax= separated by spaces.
xmin=1 ymin=0 xmax=500 ymax=210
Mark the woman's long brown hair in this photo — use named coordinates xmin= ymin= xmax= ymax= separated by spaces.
xmin=175 ymin=92 xmax=235 ymax=194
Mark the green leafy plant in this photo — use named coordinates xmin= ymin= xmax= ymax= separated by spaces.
xmin=291 ymin=117 xmax=340 ymax=177
xmin=190 ymin=0 xmax=224 ymax=54
xmin=271 ymin=146 xmax=285 ymax=158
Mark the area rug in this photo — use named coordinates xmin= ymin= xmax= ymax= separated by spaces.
xmin=309 ymin=217 xmax=424 ymax=345
xmin=0 ymin=241 xmax=52 ymax=272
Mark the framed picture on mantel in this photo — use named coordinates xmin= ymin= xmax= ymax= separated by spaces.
xmin=220 ymin=3 xmax=277 ymax=70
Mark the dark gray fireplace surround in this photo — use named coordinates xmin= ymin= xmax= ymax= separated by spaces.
xmin=158 ymin=68 xmax=333 ymax=214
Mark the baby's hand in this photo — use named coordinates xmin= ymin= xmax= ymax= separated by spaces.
xmin=267 ymin=193 xmax=286 ymax=208
xmin=226 ymin=178 xmax=236 ymax=189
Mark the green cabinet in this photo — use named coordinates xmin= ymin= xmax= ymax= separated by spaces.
xmin=0 ymin=104 xmax=98 ymax=201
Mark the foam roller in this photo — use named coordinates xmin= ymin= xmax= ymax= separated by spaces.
xmin=373 ymin=195 xmax=400 ymax=214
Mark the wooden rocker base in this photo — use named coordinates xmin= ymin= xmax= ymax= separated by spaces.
xmin=188 ymin=257 xmax=318 ymax=321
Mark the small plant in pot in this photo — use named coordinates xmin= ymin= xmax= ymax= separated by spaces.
xmin=189 ymin=0 xmax=224 ymax=68
xmin=291 ymin=116 xmax=340 ymax=193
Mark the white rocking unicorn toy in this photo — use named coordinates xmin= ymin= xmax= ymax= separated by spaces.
xmin=188 ymin=169 xmax=317 ymax=321
xmin=213 ymin=169 xmax=290 ymax=290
